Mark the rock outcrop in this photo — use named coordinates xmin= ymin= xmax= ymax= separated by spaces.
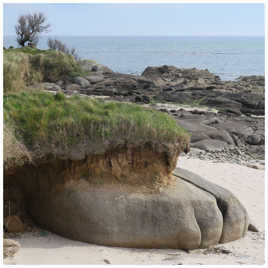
xmin=142 ymin=65 xmax=221 ymax=88
xmin=71 ymin=70 xmax=265 ymax=160
xmin=170 ymin=108 xmax=264 ymax=159
xmin=43 ymin=65 xmax=264 ymax=118
xmin=5 ymin=145 xmax=249 ymax=249
xmin=3 ymin=56 xmax=259 ymax=250
xmin=54 ymin=63 xmax=262 ymax=160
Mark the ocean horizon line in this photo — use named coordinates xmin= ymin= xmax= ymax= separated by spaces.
xmin=4 ymin=34 xmax=265 ymax=38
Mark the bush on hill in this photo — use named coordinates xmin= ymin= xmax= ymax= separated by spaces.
xmin=3 ymin=47 xmax=87 ymax=93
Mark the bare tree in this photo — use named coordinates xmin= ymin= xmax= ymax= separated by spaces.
xmin=47 ymin=38 xmax=79 ymax=60
xmin=15 ymin=12 xmax=50 ymax=47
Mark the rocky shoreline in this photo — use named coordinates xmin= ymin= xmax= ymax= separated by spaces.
xmin=3 ymin=54 xmax=265 ymax=261
xmin=149 ymin=103 xmax=264 ymax=167
xmin=40 ymin=62 xmax=265 ymax=166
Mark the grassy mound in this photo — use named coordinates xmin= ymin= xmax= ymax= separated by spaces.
xmin=4 ymin=91 xmax=190 ymax=166
xmin=3 ymin=47 xmax=87 ymax=93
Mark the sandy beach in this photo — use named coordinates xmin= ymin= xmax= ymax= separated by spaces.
xmin=4 ymin=157 xmax=265 ymax=265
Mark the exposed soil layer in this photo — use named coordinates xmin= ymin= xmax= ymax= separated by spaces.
xmin=4 ymin=146 xmax=180 ymax=218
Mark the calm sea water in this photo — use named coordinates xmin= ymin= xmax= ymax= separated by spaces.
xmin=4 ymin=35 xmax=264 ymax=80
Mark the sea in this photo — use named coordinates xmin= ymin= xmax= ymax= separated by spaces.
xmin=4 ymin=35 xmax=264 ymax=81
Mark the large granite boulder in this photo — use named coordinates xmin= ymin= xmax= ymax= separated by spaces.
xmin=9 ymin=150 xmax=249 ymax=250
xmin=27 ymin=173 xmax=224 ymax=249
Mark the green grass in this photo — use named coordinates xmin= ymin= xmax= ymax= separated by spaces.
xmin=5 ymin=47 xmax=48 ymax=55
xmin=3 ymin=47 xmax=89 ymax=93
xmin=4 ymin=91 xmax=190 ymax=158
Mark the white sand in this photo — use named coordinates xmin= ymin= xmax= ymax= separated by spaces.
xmin=4 ymin=157 xmax=265 ymax=265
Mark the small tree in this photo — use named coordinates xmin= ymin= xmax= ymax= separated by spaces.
xmin=15 ymin=12 xmax=50 ymax=47
xmin=47 ymin=38 xmax=79 ymax=60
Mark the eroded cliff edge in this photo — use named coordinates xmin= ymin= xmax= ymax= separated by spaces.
xmin=3 ymin=48 xmax=252 ymax=250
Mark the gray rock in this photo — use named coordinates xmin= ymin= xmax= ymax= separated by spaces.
xmin=65 ymin=83 xmax=81 ymax=91
xmin=204 ymin=96 xmax=242 ymax=115
xmin=86 ymin=75 xmax=104 ymax=84
xmin=80 ymin=60 xmax=113 ymax=74
xmin=92 ymin=87 xmax=117 ymax=96
xmin=192 ymin=139 xmax=229 ymax=152
xmin=42 ymin=82 xmax=61 ymax=92
xmin=22 ymin=168 xmax=249 ymax=250
xmin=26 ymin=177 xmax=222 ymax=249
xmin=91 ymin=65 xmax=98 ymax=72
xmin=173 ymin=167 xmax=249 ymax=243
xmin=56 ymin=80 xmax=64 ymax=87
xmin=93 ymin=64 xmax=113 ymax=74
xmin=246 ymin=134 xmax=262 ymax=145
xmin=74 ymin=77 xmax=90 ymax=88
xmin=248 ymin=222 xmax=259 ymax=232
xmin=142 ymin=65 xmax=220 ymax=88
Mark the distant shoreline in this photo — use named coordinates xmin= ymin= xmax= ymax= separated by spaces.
xmin=3 ymin=34 xmax=265 ymax=38
xmin=3 ymin=35 xmax=264 ymax=81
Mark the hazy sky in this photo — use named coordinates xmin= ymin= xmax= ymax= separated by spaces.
xmin=3 ymin=3 xmax=265 ymax=36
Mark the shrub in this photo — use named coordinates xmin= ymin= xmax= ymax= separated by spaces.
xmin=30 ymin=50 xmax=82 ymax=81
xmin=47 ymin=38 xmax=79 ymax=60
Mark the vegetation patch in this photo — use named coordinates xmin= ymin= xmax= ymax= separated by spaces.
xmin=4 ymin=91 xmax=190 ymax=165
xmin=3 ymin=47 xmax=88 ymax=93
xmin=4 ymin=125 xmax=32 ymax=172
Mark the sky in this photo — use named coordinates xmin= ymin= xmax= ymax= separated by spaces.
xmin=3 ymin=3 xmax=265 ymax=36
